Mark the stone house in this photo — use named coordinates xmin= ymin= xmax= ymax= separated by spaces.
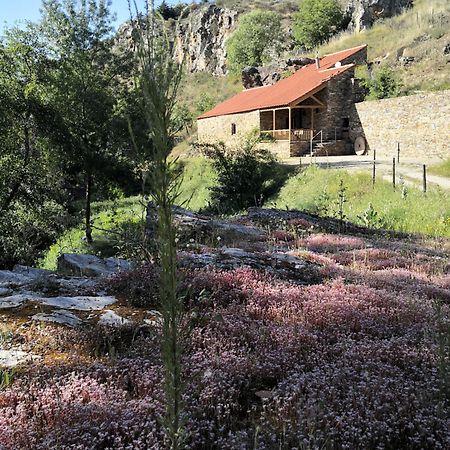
xmin=197 ymin=45 xmax=368 ymax=158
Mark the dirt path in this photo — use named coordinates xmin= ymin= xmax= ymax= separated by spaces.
xmin=283 ymin=155 xmax=450 ymax=190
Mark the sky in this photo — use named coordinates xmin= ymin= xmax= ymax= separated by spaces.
xmin=0 ymin=0 xmax=178 ymax=34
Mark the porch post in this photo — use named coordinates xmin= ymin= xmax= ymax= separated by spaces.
xmin=272 ymin=109 xmax=275 ymax=137
xmin=288 ymin=107 xmax=292 ymax=148
xmin=311 ymin=108 xmax=314 ymax=134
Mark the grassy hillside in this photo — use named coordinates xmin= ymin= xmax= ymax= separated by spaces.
xmin=272 ymin=165 xmax=450 ymax=237
xmin=40 ymin=159 xmax=450 ymax=269
xmin=214 ymin=0 xmax=450 ymax=93
xmin=315 ymin=0 xmax=450 ymax=92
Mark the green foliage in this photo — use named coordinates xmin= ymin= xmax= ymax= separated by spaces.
xmin=0 ymin=369 xmax=15 ymax=390
xmin=364 ymin=66 xmax=401 ymax=100
xmin=198 ymin=133 xmax=285 ymax=213
xmin=226 ymin=10 xmax=283 ymax=74
xmin=157 ymin=1 xmax=188 ymax=20
xmin=40 ymin=0 xmax=132 ymax=243
xmin=272 ymin=166 xmax=450 ymax=237
xmin=293 ymin=0 xmax=344 ymax=49
xmin=196 ymin=93 xmax=216 ymax=115
xmin=130 ymin=4 xmax=186 ymax=447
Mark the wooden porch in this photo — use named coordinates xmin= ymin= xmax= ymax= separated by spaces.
xmin=259 ymin=93 xmax=326 ymax=147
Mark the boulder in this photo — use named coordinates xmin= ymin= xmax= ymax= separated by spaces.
xmin=57 ymin=253 xmax=132 ymax=277
xmin=32 ymin=310 xmax=83 ymax=327
xmin=98 ymin=310 xmax=131 ymax=327
xmin=0 ymin=349 xmax=40 ymax=368
xmin=38 ymin=295 xmax=117 ymax=311
xmin=242 ymin=67 xmax=263 ymax=89
xmin=147 ymin=204 xmax=266 ymax=246
xmin=180 ymin=247 xmax=322 ymax=284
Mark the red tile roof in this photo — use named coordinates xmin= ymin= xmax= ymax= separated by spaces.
xmin=198 ymin=45 xmax=367 ymax=120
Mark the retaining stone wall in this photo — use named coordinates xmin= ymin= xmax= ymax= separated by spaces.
xmin=350 ymin=90 xmax=450 ymax=158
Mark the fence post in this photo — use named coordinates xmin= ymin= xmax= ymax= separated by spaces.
xmin=397 ymin=142 xmax=400 ymax=164
xmin=423 ymin=164 xmax=427 ymax=193
xmin=372 ymin=149 xmax=376 ymax=186
xmin=392 ymin=157 xmax=396 ymax=190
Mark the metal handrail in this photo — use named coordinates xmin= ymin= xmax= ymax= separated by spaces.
xmin=310 ymin=130 xmax=323 ymax=157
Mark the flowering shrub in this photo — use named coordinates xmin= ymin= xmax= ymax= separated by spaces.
xmin=1 ymin=230 xmax=449 ymax=448
xmin=107 ymin=263 xmax=160 ymax=307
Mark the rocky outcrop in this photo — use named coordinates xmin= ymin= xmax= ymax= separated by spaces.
xmin=116 ymin=1 xmax=412 ymax=76
xmin=57 ymin=253 xmax=132 ymax=277
xmin=173 ymin=4 xmax=238 ymax=75
xmin=344 ymin=0 xmax=413 ymax=31
xmin=242 ymin=57 xmax=316 ymax=89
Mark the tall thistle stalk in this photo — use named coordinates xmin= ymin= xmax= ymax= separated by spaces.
xmin=128 ymin=1 xmax=185 ymax=447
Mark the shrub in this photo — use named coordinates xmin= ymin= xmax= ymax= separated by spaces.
xmin=226 ymin=10 xmax=283 ymax=74
xmin=364 ymin=66 xmax=401 ymax=100
xmin=107 ymin=263 xmax=160 ymax=308
xmin=293 ymin=0 xmax=344 ymax=49
xmin=198 ymin=133 xmax=284 ymax=213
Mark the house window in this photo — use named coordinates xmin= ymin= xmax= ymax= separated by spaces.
xmin=231 ymin=123 xmax=237 ymax=135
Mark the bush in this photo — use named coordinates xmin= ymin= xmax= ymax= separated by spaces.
xmin=293 ymin=0 xmax=344 ymax=49
xmin=364 ymin=66 xmax=401 ymax=100
xmin=198 ymin=133 xmax=285 ymax=214
xmin=107 ymin=263 xmax=160 ymax=308
xmin=226 ymin=10 xmax=283 ymax=74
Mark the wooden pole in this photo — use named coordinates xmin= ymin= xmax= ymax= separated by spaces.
xmin=272 ymin=109 xmax=275 ymax=137
xmin=289 ymin=107 xmax=292 ymax=154
xmin=397 ymin=142 xmax=400 ymax=164
xmin=372 ymin=149 xmax=376 ymax=186
xmin=423 ymin=164 xmax=427 ymax=193
xmin=392 ymin=157 xmax=396 ymax=190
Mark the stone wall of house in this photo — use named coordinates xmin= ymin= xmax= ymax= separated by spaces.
xmin=349 ymin=91 xmax=450 ymax=158
xmin=314 ymin=70 xmax=358 ymax=144
xmin=258 ymin=141 xmax=291 ymax=159
xmin=313 ymin=46 xmax=368 ymax=144
xmin=197 ymin=110 xmax=260 ymax=145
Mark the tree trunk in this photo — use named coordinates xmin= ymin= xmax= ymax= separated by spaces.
xmin=85 ymin=171 xmax=93 ymax=243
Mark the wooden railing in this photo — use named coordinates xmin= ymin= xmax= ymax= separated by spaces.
xmin=261 ymin=129 xmax=313 ymax=142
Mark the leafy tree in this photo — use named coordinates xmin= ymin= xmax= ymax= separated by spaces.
xmin=226 ymin=10 xmax=283 ymax=74
xmin=39 ymin=0 xmax=127 ymax=243
xmin=0 ymin=26 xmax=69 ymax=267
xmin=293 ymin=0 xmax=343 ymax=49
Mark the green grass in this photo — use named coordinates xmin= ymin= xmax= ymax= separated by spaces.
xmin=429 ymin=159 xmax=450 ymax=178
xmin=40 ymin=160 xmax=450 ymax=269
xmin=39 ymin=159 xmax=216 ymax=269
xmin=270 ymin=165 xmax=450 ymax=237
xmin=318 ymin=0 xmax=450 ymax=93
xmin=176 ymin=158 xmax=215 ymax=211
xmin=39 ymin=196 xmax=145 ymax=270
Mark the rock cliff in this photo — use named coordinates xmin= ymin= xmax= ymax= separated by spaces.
xmin=116 ymin=0 xmax=413 ymax=76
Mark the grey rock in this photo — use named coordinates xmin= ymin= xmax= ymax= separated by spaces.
xmin=38 ymin=295 xmax=117 ymax=311
xmin=172 ymin=5 xmax=238 ymax=75
xmin=180 ymin=247 xmax=321 ymax=284
xmin=32 ymin=310 xmax=83 ymax=327
xmin=0 ymin=292 xmax=40 ymax=309
xmin=0 ymin=349 xmax=40 ymax=368
xmin=0 ymin=288 xmax=13 ymax=297
xmin=57 ymin=253 xmax=132 ymax=277
xmin=147 ymin=204 xmax=266 ymax=246
xmin=344 ymin=0 xmax=413 ymax=31
xmin=98 ymin=310 xmax=131 ymax=327
xmin=242 ymin=67 xmax=263 ymax=89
